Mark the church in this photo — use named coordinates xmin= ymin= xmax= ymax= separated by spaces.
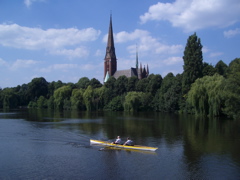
xmin=104 ymin=15 xmax=149 ymax=83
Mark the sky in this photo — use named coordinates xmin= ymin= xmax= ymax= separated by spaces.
xmin=0 ymin=0 xmax=240 ymax=88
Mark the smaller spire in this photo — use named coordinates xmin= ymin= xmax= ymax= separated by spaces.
xmin=136 ymin=44 xmax=138 ymax=69
xmin=147 ymin=64 xmax=149 ymax=76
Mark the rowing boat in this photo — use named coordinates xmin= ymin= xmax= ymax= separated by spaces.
xmin=90 ymin=139 xmax=158 ymax=152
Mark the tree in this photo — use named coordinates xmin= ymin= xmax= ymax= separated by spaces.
xmin=37 ymin=96 xmax=47 ymax=109
xmin=127 ymin=76 xmax=138 ymax=92
xmin=54 ymin=80 xmax=64 ymax=89
xmin=27 ymin=77 xmax=49 ymax=101
xmin=114 ymin=75 xmax=127 ymax=95
xmin=104 ymin=76 xmax=116 ymax=90
xmin=104 ymin=95 xmax=124 ymax=111
xmin=53 ymin=85 xmax=72 ymax=110
xmin=136 ymin=78 xmax=149 ymax=92
xmin=66 ymin=82 xmax=77 ymax=89
xmin=215 ymin=60 xmax=228 ymax=76
xmin=48 ymin=80 xmax=64 ymax=97
xmin=124 ymin=91 xmax=151 ymax=111
xmin=153 ymin=73 xmax=181 ymax=112
xmin=1 ymin=88 xmax=18 ymax=109
xmin=92 ymin=86 xmax=105 ymax=110
xmin=102 ymin=87 xmax=114 ymax=107
xmin=187 ymin=74 xmax=225 ymax=116
xmin=222 ymin=58 xmax=240 ymax=119
xmin=47 ymin=96 xmax=54 ymax=109
xmin=77 ymin=77 xmax=90 ymax=89
xmin=71 ymin=89 xmax=85 ymax=110
xmin=16 ymin=84 xmax=28 ymax=106
xmin=124 ymin=92 xmax=142 ymax=111
xmin=202 ymin=62 xmax=217 ymax=76
xmin=146 ymin=74 xmax=162 ymax=96
xmin=83 ymin=85 xmax=94 ymax=111
xmin=182 ymin=32 xmax=203 ymax=94
xmin=89 ymin=78 xmax=102 ymax=89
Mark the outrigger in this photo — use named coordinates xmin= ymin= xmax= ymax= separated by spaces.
xmin=90 ymin=139 xmax=158 ymax=152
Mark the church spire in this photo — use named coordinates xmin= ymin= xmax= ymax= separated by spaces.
xmin=105 ymin=14 xmax=116 ymax=59
xmin=104 ymin=14 xmax=117 ymax=81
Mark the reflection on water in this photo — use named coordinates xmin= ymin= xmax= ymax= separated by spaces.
xmin=0 ymin=109 xmax=240 ymax=179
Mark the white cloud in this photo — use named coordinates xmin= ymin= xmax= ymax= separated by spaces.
xmin=103 ymin=29 xmax=183 ymax=56
xmin=127 ymin=34 xmax=183 ymax=56
xmin=103 ymin=29 xmax=149 ymax=43
xmin=95 ymin=49 xmax=103 ymax=57
xmin=50 ymin=47 xmax=89 ymax=59
xmin=24 ymin=0 xmax=45 ymax=8
xmin=0 ymin=23 xmax=101 ymax=59
xmin=81 ymin=64 xmax=95 ymax=70
xmin=140 ymin=0 xmax=240 ymax=32
xmin=24 ymin=0 xmax=34 ymax=7
xmin=224 ymin=28 xmax=240 ymax=38
xmin=202 ymin=47 xmax=210 ymax=53
xmin=10 ymin=59 xmax=38 ymax=70
xmin=39 ymin=63 xmax=96 ymax=73
xmin=163 ymin=56 xmax=182 ymax=65
xmin=0 ymin=58 xmax=7 ymax=66
xmin=209 ymin=52 xmax=223 ymax=58
xmin=39 ymin=63 xmax=79 ymax=73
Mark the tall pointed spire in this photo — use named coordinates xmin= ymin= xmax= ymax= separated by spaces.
xmin=105 ymin=14 xmax=116 ymax=59
xmin=104 ymin=14 xmax=117 ymax=81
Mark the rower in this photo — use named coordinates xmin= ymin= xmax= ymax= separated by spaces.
xmin=113 ymin=136 xmax=121 ymax=144
xmin=124 ymin=137 xmax=134 ymax=146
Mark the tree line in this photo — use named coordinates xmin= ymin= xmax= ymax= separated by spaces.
xmin=0 ymin=33 xmax=239 ymax=120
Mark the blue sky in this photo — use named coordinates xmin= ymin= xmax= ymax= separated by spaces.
xmin=0 ymin=0 xmax=240 ymax=88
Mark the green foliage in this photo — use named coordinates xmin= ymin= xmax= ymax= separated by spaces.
xmin=92 ymin=86 xmax=105 ymax=110
xmin=222 ymin=58 xmax=240 ymax=119
xmin=136 ymin=78 xmax=149 ymax=92
xmin=47 ymin=96 xmax=54 ymax=109
xmin=215 ymin=60 xmax=228 ymax=76
xmin=77 ymin=77 xmax=90 ymax=89
xmin=202 ymin=62 xmax=217 ymax=76
xmin=146 ymin=74 xmax=162 ymax=96
xmin=104 ymin=76 xmax=116 ymax=89
xmin=153 ymin=73 xmax=181 ymax=112
xmin=127 ymin=76 xmax=138 ymax=92
xmin=102 ymin=87 xmax=114 ymax=107
xmin=104 ymin=95 xmax=124 ymax=111
xmin=37 ymin=96 xmax=48 ymax=109
xmin=187 ymin=74 xmax=225 ymax=117
xmin=83 ymin=85 xmax=94 ymax=111
xmin=28 ymin=101 xmax=37 ymax=108
xmin=27 ymin=77 xmax=49 ymax=101
xmin=124 ymin=91 xmax=151 ymax=111
xmin=89 ymin=78 xmax=102 ymax=88
xmin=71 ymin=89 xmax=85 ymax=110
xmin=114 ymin=76 xmax=127 ymax=95
xmin=1 ymin=88 xmax=18 ymax=109
xmin=182 ymin=32 xmax=203 ymax=94
xmin=53 ymin=85 xmax=72 ymax=110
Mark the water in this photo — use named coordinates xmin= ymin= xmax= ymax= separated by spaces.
xmin=0 ymin=109 xmax=240 ymax=180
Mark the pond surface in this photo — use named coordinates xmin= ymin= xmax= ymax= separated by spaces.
xmin=0 ymin=109 xmax=240 ymax=180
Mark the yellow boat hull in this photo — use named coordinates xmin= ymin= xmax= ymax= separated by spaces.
xmin=90 ymin=139 xmax=158 ymax=152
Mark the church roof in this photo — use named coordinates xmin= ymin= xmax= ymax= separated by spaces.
xmin=113 ymin=68 xmax=138 ymax=79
